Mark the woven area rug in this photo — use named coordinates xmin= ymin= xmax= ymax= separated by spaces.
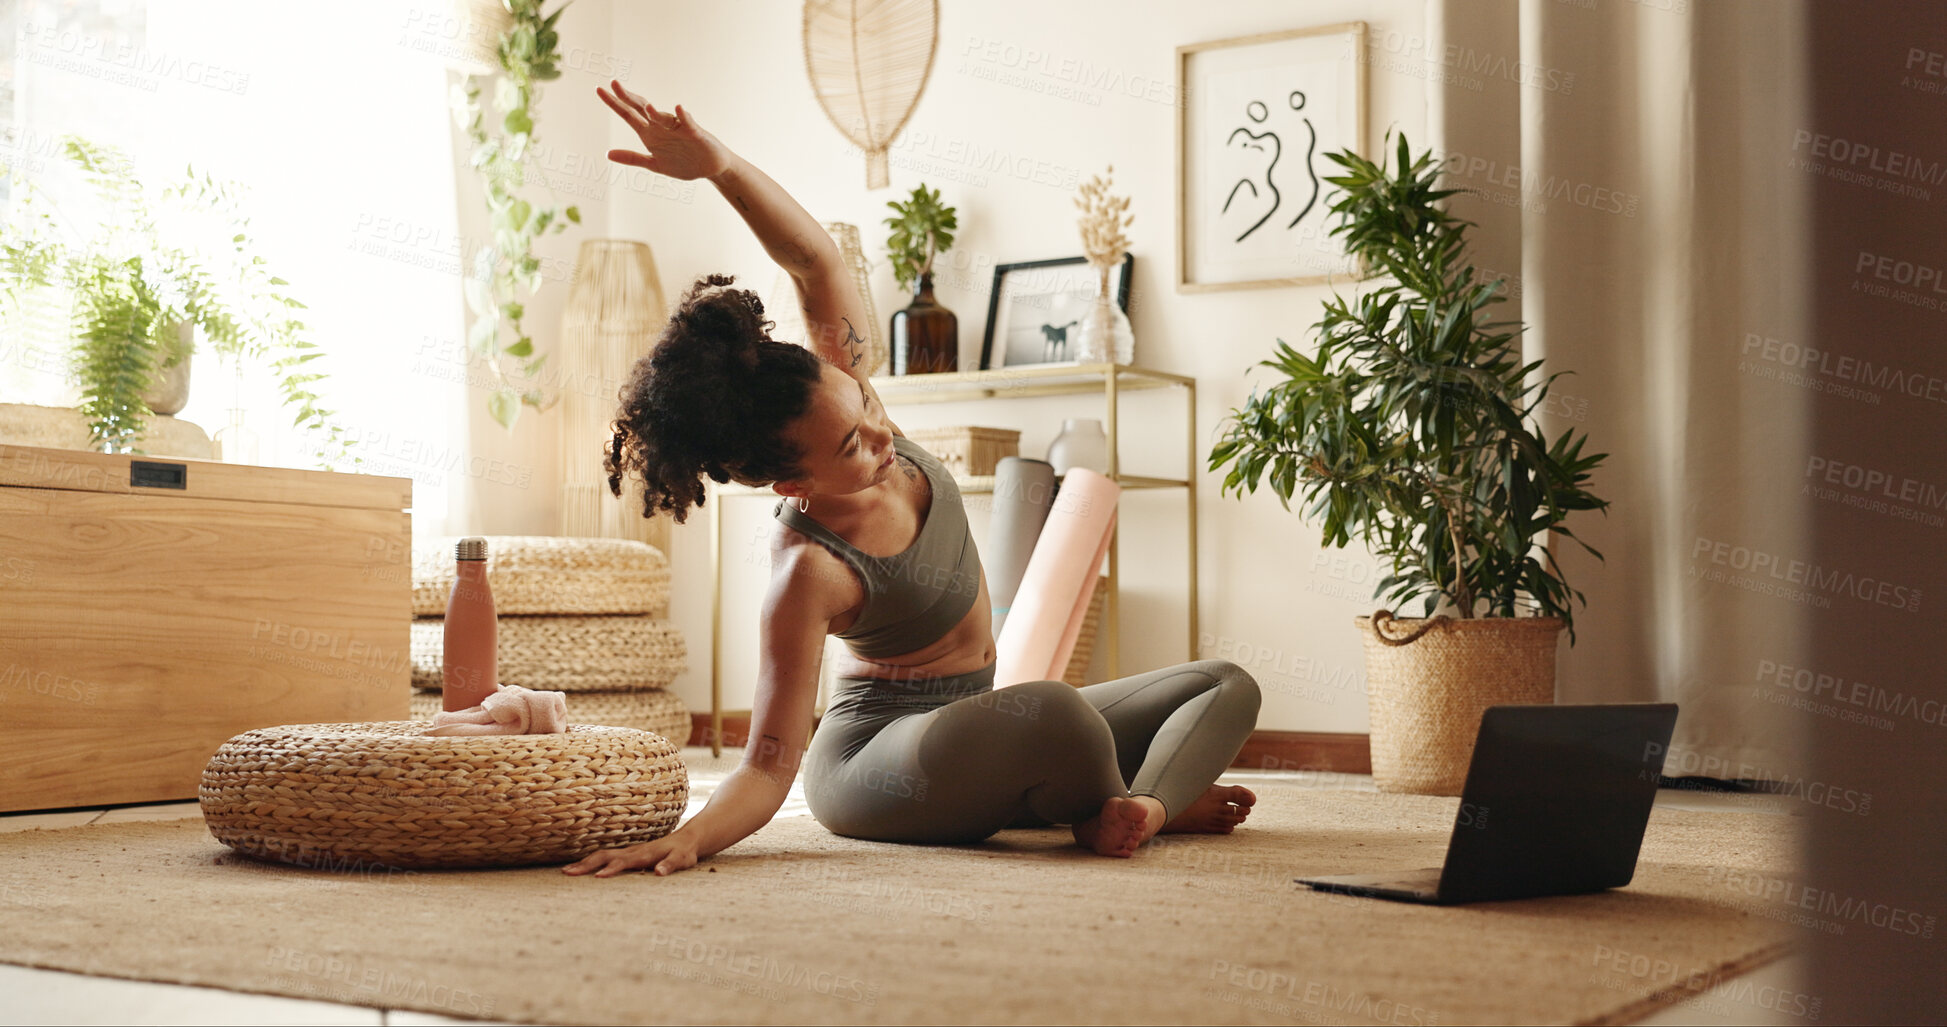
xmin=0 ymin=784 xmax=1798 ymax=1026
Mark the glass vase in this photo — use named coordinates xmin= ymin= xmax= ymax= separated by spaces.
xmin=1074 ymin=281 xmax=1133 ymax=366
xmin=890 ymin=271 xmax=958 ymax=374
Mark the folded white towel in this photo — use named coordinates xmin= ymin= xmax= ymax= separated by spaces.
xmin=423 ymin=684 xmax=569 ymax=735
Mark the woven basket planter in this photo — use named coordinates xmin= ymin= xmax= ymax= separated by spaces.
xmin=410 ymin=687 xmax=692 ymax=746
xmin=199 ymin=721 xmax=688 ymax=870
xmin=1356 ymin=614 xmax=1563 ymax=796
xmin=412 ymin=535 xmax=671 ymax=617
xmin=409 ymin=614 xmax=686 ymax=692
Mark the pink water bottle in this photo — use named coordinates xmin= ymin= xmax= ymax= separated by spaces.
xmin=443 ymin=536 xmax=498 ymax=712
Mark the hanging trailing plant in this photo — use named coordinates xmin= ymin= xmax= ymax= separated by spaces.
xmin=0 ymin=136 xmax=357 ymax=467
xmin=452 ymin=0 xmax=581 ymax=431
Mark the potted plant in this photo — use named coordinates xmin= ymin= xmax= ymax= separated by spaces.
xmin=1207 ymin=132 xmax=1610 ymax=795
xmin=882 ymin=183 xmax=958 ymax=374
xmin=0 ymin=136 xmax=355 ymax=467
xmin=451 ymin=0 xmax=580 ymax=430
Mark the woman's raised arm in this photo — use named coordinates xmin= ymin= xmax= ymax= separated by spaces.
xmin=597 ymin=81 xmax=842 ymax=289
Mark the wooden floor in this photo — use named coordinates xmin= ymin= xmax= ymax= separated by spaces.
xmin=0 ymin=746 xmax=1804 ymax=1027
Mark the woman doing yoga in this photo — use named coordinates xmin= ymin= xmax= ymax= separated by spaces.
xmin=564 ymin=82 xmax=1262 ymax=878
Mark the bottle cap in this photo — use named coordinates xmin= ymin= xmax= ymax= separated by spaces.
xmin=456 ymin=537 xmax=488 ymax=561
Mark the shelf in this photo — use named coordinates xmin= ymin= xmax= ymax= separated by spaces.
xmin=712 ymin=471 xmax=1190 ymax=497
xmin=868 ymin=362 xmax=1193 ymax=406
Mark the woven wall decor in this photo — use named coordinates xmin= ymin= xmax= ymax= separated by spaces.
xmin=410 ymin=614 xmax=687 ymax=692
xmin=199 ymin=722 xmax=687 ymax=870
xmin=803 ymin=0 xmax=940 ymax=189
xmin=410 ymin=687 xmax=691 ymax=746
xmin=412 ymin=535 xmax=672 ymax=617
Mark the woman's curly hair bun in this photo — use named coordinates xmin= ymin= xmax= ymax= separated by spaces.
xmin=602 ymin=273 xmax=825 ymax=525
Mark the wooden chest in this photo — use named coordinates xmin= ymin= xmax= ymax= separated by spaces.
xmin=0 ymin=443 xmax=414 ymax=812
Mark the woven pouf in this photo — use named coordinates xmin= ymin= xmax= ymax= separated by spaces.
xmin=411 ymin=688 xmax=692 ymax=745
xmin=200 ymin=721 xmax=688 ymax=870
xmin=409 ymin=614 xmax=687 ymax=692
xmin=412 ymin=535 xmax=672 ymax=617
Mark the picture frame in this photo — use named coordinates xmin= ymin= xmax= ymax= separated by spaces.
xmin=979 ymin=254 xmax=1133 ymax=371
xmin=1176 ymin=21 xmax=1369 ymax=293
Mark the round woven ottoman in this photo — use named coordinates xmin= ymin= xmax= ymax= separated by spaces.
xmin=200 ymin=722 xmax=688 ymax=870
xmin=410 ymin=688 xmax=692 ymax=745
xmin=408 ymin=615 xmax=687 ymax=692
xmin=412 ymin=535 xmax=671 ymax=617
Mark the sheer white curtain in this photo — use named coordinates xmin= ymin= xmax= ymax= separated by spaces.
xmin=3 ymin=0 xmax=463 ymax=540
xmin=1431 ymin=0 xmax=1814 ymax=775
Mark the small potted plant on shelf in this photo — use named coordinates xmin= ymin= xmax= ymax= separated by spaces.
xmin=883 ymin=183 xmax=958 ymax=375
xmin=0 ymin=135 xmax=355 ymax=466
xmin=1206 ymin=132 xmax=1610 ymax=796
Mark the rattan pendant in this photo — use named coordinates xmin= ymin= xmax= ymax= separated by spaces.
xmin=803 ymin=0 xmax=940 ymax=189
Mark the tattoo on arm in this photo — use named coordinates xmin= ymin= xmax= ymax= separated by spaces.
xmin=733 ymin=194 xmax=751 ymax=212
xmin=842 ymin=317 xmax=864 ymax=367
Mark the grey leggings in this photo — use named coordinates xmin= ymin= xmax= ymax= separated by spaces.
xmin=801 ymin=659 xmax=1261 ymax=845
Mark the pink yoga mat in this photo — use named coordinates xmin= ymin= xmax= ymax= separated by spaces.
xmin=994 ymin=468 xmax=1120 ymax=687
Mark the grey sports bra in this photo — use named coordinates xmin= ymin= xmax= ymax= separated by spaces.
xmin=773 ymin=434 xmax=983 ymax=659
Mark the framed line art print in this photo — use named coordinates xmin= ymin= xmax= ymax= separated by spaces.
xmin=979 ymin=254 xmax=1133 ymax=371
xmin=1177 ymin=21 xmax=1369 ymax=293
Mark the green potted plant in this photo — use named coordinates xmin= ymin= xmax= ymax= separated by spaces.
xmin=1207 ymin=132 xmax=1610 ymax=795
xmin=452 ymin=0 xmax=580 ymax=429
xmin=882 ymin=183 xmax=958 ymax=374
xmin=0 ymin=136 xmax=356 ymax=467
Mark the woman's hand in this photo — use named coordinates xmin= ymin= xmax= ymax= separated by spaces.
xmin=596 ymin=80 xmax=729 ymax=182
xmin=561 ymin=832 xmax=701 ymax=878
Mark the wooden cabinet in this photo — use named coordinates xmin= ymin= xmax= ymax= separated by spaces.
xmin=0 ymin=443 xmax=414 ymax=812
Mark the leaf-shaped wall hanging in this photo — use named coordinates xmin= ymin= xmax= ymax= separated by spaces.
xmin=803 ymin=0 xmax=940 ymax=190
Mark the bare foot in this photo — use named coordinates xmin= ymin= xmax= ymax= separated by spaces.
xmin=1158 ymin=784 xmax=1257 ymax=834
xmin=1071 ymin=795 xmax=1165 ymax=857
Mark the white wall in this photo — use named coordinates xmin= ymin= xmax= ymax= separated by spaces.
xmin=575 ymin=0 xmax=1431 ymax=732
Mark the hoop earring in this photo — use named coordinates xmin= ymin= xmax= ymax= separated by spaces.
xmin=794 ymin=495 xmax=811 ymax=513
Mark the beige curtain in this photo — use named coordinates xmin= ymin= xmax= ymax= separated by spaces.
xmin=1432 ymin=0 xmax=1814 ymax=775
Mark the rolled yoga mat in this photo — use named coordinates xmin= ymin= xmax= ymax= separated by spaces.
xmin=994 ymin=467 xmax=1120 ymax=687
xmin=986 ymin=456 xmax=1058 ymax=638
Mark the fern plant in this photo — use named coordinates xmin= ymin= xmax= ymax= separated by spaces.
xmin=0 ymin=136 xmax=355 ymax=467
xmin=1207 ymin=131 xmax=1609 ymax=640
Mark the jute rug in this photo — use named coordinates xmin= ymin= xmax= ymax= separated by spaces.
xmin=0 ymin=784 xmax=1799 ymax=1026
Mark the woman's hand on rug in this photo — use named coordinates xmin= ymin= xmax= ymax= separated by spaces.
xmin=597 ymin=80 xmax=727 ymax=181
xmin=562 ymin=834 xmax=700 ymax=878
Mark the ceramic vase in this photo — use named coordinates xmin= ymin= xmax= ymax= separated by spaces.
xmin=1047 ymin=418 xmax=1110 ymax=477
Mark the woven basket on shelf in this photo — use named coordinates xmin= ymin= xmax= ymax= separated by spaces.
xmin=409 ymin=615 xmax=687 ymax=692
xmin=1355 ymin=613 xmax=1564 ymax=796
xmin=199 ymin=722 xmax=688 ymax=870
xmin=903 ymin=426 xmax=1021 ymax=478
xmin=1059 ymin=585 xmax=1109 ymax=688
xmin=410 ymin=688 xmax=692 ymax=745
xmin=412 ymin=535 xmax=672 ymax=617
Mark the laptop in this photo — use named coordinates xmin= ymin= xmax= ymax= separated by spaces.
xmin=1295 ymin=702 xmax=1679 ymax=905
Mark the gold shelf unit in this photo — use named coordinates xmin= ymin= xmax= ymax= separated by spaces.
xmin=705 ymin=361 xmax=1198 ymax=755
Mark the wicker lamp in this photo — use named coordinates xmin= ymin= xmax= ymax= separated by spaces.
xmin=558 ymin=239 xmax=670 ymax=553
xmin=767 ymin=222 xmax=888 ymax=376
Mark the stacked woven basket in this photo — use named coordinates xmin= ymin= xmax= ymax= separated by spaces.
xmin=408 ymin=536 xmax=692 ymax=745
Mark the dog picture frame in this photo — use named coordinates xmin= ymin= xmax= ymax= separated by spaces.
xmin=979 ymin=254 xmax=1134 ymax=371
xmin=1176 ymin=21 xmax=1369 ymax=293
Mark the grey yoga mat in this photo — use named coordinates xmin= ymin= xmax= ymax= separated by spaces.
xmin=987 ymin=456 xmax=1058 ymax=637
